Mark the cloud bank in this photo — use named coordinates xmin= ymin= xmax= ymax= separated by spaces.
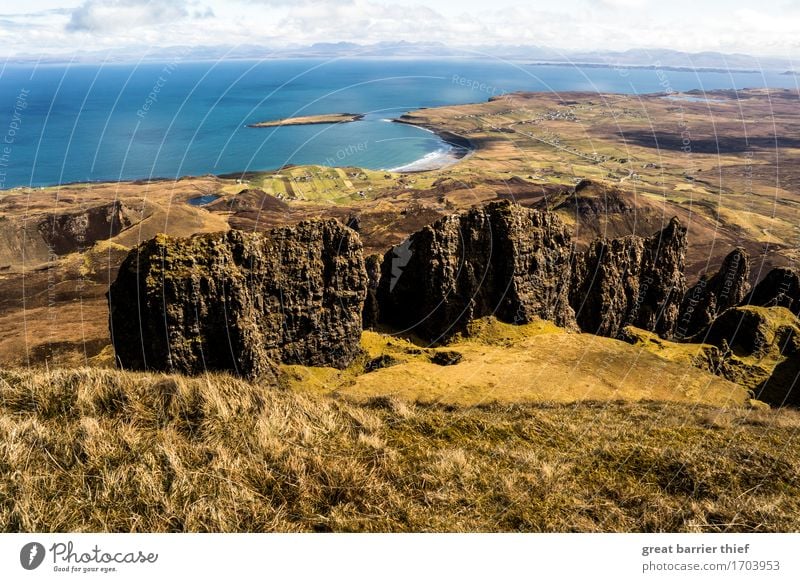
xmin=0 ymin=0 xmax=797 ymax=60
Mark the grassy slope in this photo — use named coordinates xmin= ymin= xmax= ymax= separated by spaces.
xmin=283 ymin=319 xmax=749 ymax=407
xmin=1 ymin=367 xmax=799 ymax=533
xmin=625 ymin=306 xmax=800 ymax=401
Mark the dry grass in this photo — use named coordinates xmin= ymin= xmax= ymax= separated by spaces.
xmin=1 ymin=367 xmax=799 ymax=532
xmin=282 ymin=320 xmax=749 ymax=407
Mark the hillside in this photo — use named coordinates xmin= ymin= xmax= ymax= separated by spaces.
xmin=1 ymin=366 xmax=798 ymax=533
xmin=283 ymin=320 xmax=749 ymax=407
xmin=1 ymin=88 xmax=799 ymax=534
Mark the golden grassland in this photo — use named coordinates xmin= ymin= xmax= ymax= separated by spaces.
xmin=1 ymin=318 xmax=797 ymax=533
xmin=1 ymin=366 xmax=799 ymax=533
xmin=283 ymin=319 xmax=749 ymax=407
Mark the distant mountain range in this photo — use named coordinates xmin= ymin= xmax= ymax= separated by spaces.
xmin=9 ymin=41 xmax=795 ymax=72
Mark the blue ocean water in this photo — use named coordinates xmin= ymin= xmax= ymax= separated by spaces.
xmin=0 ymin=58 xmax=796 ymax=189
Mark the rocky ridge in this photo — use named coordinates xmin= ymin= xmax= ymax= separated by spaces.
xmin=570 ymin=217 xmax=687 ymax=339
xmin=374 ymin=201 xmax=577 ymax=341
xmin=107 ymin=201 xmax=800 ymax=407
xmin=108 ymin=219 xmax=367 ymax=379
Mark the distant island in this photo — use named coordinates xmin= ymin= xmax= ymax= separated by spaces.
xmin=527 ymin=61 xmax=760 ymax=74
xmin=248 ymin=113 xmax=364 ymax=128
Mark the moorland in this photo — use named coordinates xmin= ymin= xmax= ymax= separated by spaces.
xmin=1 ymin=88 xmax=799 ymax=532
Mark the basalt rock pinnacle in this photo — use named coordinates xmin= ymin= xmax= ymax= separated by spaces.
xmin=570 ymin=217 xmax=688 ymax=339
xmin=108 ymin=219 xmax=367 ymax=379
xmin=375 ymin=200 xmax=577 ymax=341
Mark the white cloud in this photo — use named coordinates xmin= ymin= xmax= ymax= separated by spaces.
xmin=274 ymin=0 xmax=447 ymax=42
xmin=66 ymin=0 xmax=209 ymax=32
xmin=0 ymin=0 xmax=796 ymax=59
xmin=596 ymin=0 xmax=647 ymax=8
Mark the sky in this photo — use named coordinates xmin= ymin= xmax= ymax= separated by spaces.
xmin=1 ymin=0 xmax=799 ymax=59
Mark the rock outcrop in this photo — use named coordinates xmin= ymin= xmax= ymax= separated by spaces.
xmin=38 ymin=201 xmax=133 ymax=255
xmin=544 ymin=179 xmax=635 ymax=216
xmin=675 ymin=248 xmax=750 ymax=339
xmin=108 ymin=219 xmax=367 ymax=379
xmin=375 ymin=201 xmax=577 ymax=342
xmin=702 ymin=305 xmax=800 ymax=406
xmin=570 ymin=217 xmax=687 ymax=338
xmin=705 ymin=306 xmax=796 ymax=359
xmin=362 ymin=253 xmax=383 ymax=329
xmin=746 ymin=267 xmax=800 ymax=315
xmin=760 ymin=353 xmax=800 ymax=407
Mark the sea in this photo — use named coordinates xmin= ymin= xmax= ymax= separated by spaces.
xmin=0 ymin=57 xmax=797 ymax=189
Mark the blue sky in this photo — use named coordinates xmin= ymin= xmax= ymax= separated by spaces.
xmin=1 ymin=0 xmax=798 ymax=59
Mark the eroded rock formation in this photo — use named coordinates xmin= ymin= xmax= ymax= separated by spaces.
xmin=570 ymin=217 xmax=687 ymax=338
xmin=746 ymin=267 xmax=800 ymax=315
xmin=38 ymin=200 xmax=133 ymax=255
xmin=675 ymin=248 xmax=750 ymax=339
xmin=375 ymin=200 xmax=577 ymax=341
xmin=703 ymin=305 xmax=800 ymax=406
xmin=108 ymin=219 xmax=367 ymax=379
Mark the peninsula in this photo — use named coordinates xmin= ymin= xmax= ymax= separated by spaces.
xmin=247 ymin=113 xmax=364 ymax=127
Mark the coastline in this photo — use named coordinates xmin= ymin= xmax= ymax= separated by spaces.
xmin=385 ymin=146 xmax=466 ymax=172
xmin=2 ymin=111 xmax=472 ymax=191
xmin=388 ymin=117 xmax=474 ymax=173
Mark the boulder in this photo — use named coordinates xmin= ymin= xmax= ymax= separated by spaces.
xmin=570 ymin=217 xmax=687 ymax=338
xmin=675 ymin=248 xmax=750 ymax=339
xmin=108 ymin=219 xmax=367 ymax=379
xmin=375 ymin=201 xmax=577 ymax=342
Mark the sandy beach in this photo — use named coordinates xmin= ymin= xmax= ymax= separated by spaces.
xmin=386 ymin=145 xmax=470 ymax=172
xmin=386 ymin=121 xmax=473 ymax=172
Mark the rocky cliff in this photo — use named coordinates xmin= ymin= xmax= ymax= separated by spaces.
xmin=675 ymin=248 xmax=750 ymax=339
xmin=375 ymin=201 xmax=577 ymax=341
xmin=702 ymin=305 xmax=800 ymax=406
xmin=108 ymin=219 xmax=367 ymax=379
xmin=362 ymin=253 xmax=382 ymax=330
xmin=746 ymin=267 xmax=800 ymax=315
xmin=39 ymin=200 xmax=133 ymax=255
xmin=371 ymin=202 xmax=690 ymax=342
xmin=570 ymin=217 xmax=687 ymax=339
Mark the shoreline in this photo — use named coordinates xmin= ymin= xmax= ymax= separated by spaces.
xmin=385 ymin=146 xmax=467 ymax=173
xmin=388 ymin=117 xmax=475 ymax=172
xmin=5 ymin=85 xmax=795 ymax=190
xmin=1 ymin=114 xmax=476 ymax=191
